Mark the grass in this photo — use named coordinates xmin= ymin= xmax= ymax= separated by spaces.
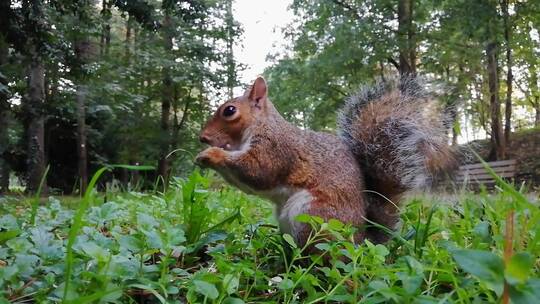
xmin=0 ymin=170 xmax=539 ymax=303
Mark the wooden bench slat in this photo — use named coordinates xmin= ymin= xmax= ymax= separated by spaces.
xmin=457 ymin=172 xmax=516 ymax=179
xmin=459 ymin=159 xmax=517 ymax=170
xmin=457 ymin=166 xmax=516 ymax=176
xmin=453 ymin=159 xmax=517 ymax=187
xmin=456 ymin=175 xmax=502 ymax=181
xmin=459 ymin=180 xmax=497 ymax=184
xmin=456 ymin=172 xmax=516 ymax=181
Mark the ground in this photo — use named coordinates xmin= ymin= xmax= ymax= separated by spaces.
xmin=0 ymin=170 xmax=539 ymax=303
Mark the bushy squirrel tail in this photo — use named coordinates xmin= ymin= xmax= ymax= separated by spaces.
xmin=338 ymin=75 xmax=454 ymax=243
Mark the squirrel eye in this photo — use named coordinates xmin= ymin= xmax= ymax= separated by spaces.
xmin=223 ymin=105 xmax=236 ymax=117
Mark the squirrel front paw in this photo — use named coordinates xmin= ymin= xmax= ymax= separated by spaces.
xmin=195 ymin=147 xmax=227 ymax=168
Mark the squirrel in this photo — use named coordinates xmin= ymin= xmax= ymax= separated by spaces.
xmin=196 ymin=76 xmax=453 ymax=246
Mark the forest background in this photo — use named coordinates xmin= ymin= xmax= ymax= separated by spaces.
xmin=0 ymin=0 xmax=539 ymax=194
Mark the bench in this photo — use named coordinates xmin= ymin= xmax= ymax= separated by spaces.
xmin=456 ymin=159 xmax=517 ymax=186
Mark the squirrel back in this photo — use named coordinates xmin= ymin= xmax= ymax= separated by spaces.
xmin=197 ymin=76 xmax=453 ymax=245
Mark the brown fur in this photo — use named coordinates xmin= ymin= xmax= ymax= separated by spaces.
xmin=197 ymin=76 xmax=452 ymax=247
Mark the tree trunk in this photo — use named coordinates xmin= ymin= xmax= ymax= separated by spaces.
xmin=168 ymin=88 xmax=180 ymax=176
xmin=73 ymin=3 xmax=91 ymax=194
xmin=450 ymin=106 xmax=458 ymax=146
xmin=445 ymin=66 xmax=459 ymax=146
xmin=535 ymin=99 xmax=540 ymax=127
xmin=502 ymin=0 xmax=513 ymax=145
xmin=0 ymin=105 xmax=9 ymax=193
xmin=125 ymin=15 xmax=133 ymax=61
xmin=75 ymin=84 xmax=88 ymax=193
xmin=20 ymin=0 xmax=48 ymax=194
xmin=25 ymin=54 xmax=47 ymax=193
xmin=158 ymin=87 xmax=172 ymax=183
xmin=397 ymin=0 xmax=416 ymax=75
xmin=529 ymin=64 xmax=540 ymax=127
xmin=225 ymin=0 xmax=235 ymax=99
xmin=473 ymin=78 xmax=488 ymax=134
xmin=100 ymin=0 xmax=111 ymax=56
xmin=451 ymin=63 xmax=468 ymax=146
xmin=157 ymin=12 xmax=173 ymax=184
xmin=170 ymin=88 xmax=191 ymax=166
xmin=0 ymin=33 xmax=9 ymax=193
xmin=486 ymin=42 xmax=505 ymax=160
xmin=379 ymin=61 xmax=386 ymax=81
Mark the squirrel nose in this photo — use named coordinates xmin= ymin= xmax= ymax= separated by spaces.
xmin=199 ymin=134 xmax=211 ymax=144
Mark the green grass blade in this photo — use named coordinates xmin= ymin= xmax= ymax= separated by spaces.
xmin=362 ymin=216 xmax=414 ymax=251
xmin=129 ymin=284 xmax=167 ymax=303
xmin=201 ymin=208 xmax=241 ymax=234
xmin=65 ymin=288 xmax=122 ymax=304
xmin=62 ymin=166 xmax=110 ymax=302
xmin=109 ymin=164 xmax=156 ymax=171
xmin=418 ymin=205 xmax=437 ymax=258
xmin=30 ymin=164 xmax=50 ymax=225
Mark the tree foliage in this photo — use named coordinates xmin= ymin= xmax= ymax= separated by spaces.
xmin=265 ymin=0 xmax=540 ymax=151
xmin=1 ymin=0 xmax=241 ymax=193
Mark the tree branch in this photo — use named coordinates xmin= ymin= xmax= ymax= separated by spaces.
xmin=328 ymin=84 xmax=348 ymax=97
xmin=331 ymin=0 xmax=397 ymax=33
xmin=387 ymin=57 xmax=400 ymax=71
xmin=331 ymin=0 xmax=357 ymax=14
xmin=177 ymin=87 xmax=193 ymax=132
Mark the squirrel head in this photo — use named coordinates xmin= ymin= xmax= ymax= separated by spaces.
xmin=199 ymin=76 xmax=271 ymax=151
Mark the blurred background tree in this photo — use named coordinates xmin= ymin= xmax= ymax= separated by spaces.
xmin=266 ymin=0 xmax=539 ymax=156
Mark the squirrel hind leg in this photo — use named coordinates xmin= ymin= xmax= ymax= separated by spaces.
xmin=364 ymin=194 xmax=401 ymax=244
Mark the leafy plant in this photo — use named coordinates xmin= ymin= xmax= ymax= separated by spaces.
xmin=0 ymin=171 xmax=538 ymax=303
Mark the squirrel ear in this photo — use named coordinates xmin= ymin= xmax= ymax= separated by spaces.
xmin=245 ymin=77 xmax=267 ymax=105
